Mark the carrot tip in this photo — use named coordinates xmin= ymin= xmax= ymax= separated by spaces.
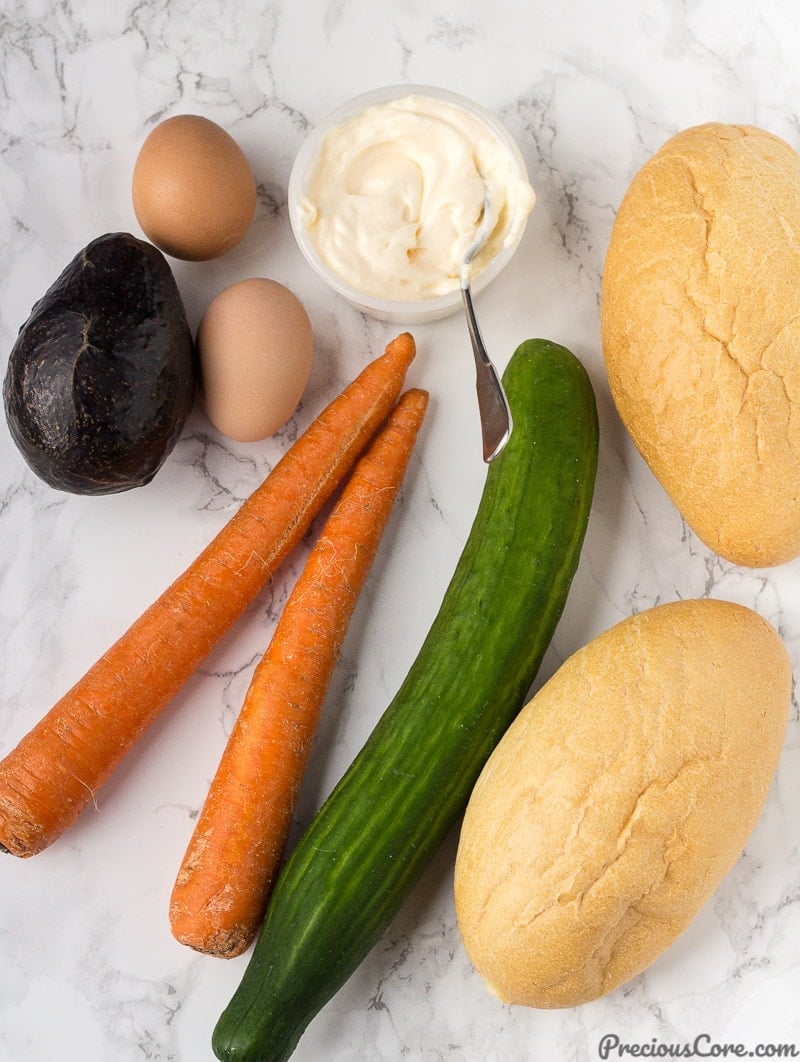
xmin=171 ymin=923 xmax=250 ymax=959
xmin=385 ymin=332 xmax=416 ymax=369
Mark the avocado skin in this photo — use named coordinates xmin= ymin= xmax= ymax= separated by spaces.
xmin=3 ymin=232 xmax=196 ymax=495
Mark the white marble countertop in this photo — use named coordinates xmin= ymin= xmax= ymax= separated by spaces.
xmin=1 ymin=2 xmax=799 ymax=1060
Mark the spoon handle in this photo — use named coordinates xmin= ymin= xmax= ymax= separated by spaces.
xmin=461 ymin=283 xmax=513 ymax=462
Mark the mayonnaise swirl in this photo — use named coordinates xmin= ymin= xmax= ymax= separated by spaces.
xmin=298 ymin=94 xmax=536 ymax=301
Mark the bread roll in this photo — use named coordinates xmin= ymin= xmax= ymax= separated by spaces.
xmin=601 ymin=123 xmax=800 ymax=567
xmin=454 ymin=599 xmax=790 ymax=1008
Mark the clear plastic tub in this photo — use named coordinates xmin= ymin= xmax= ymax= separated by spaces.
xmin=288 ymin=84 xmax=533 ymax=325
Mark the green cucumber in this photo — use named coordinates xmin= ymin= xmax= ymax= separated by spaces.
xmin=212 ymin=339 xmax=599 ymax=1062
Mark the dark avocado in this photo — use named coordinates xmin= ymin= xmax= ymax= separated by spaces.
xmin=3 ymin=232 xmax=196 ymax=494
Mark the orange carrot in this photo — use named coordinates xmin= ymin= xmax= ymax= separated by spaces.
xmin=168 ymin=388 xmax=429 ymax=958
xmin=0 ymin=333 xmax=417 ymax=858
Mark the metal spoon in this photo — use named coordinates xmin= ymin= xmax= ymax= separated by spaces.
xmin=460 ymin=192 xmax=513 ymax=463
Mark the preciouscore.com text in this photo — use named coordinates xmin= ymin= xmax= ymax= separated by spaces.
xmin=598 ymin=1033 xmax=799 ymax=1059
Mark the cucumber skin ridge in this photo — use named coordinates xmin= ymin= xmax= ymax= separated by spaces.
xmin=212 ymin=339 xmax=600 ymax=1062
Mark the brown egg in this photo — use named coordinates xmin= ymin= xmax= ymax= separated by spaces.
xmin=197 ymin=278 xmax=314 ymax=443
xmin=132 ymin=115 xmax=257 ymax=261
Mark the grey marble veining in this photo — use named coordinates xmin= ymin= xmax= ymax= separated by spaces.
xmin=1 ymin=1 xmax=800 ymax=1060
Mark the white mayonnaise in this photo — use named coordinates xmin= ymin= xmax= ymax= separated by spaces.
xmin=298 ymin=94 xmax=536 ymax=301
